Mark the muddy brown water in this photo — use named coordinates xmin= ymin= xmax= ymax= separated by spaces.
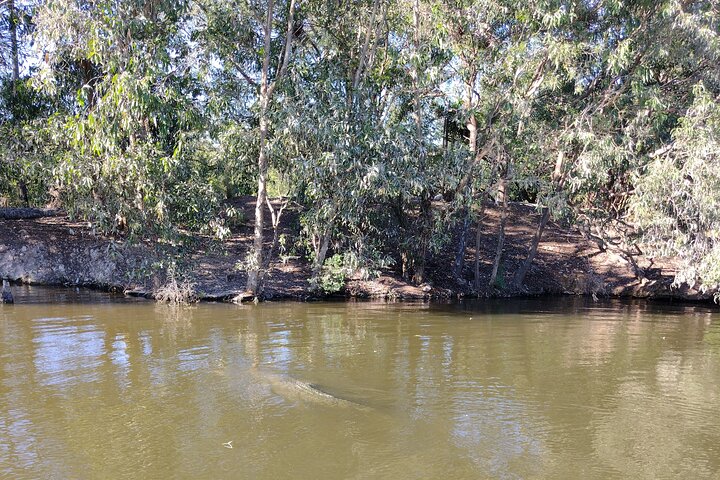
xmin=1 ymin=287 xmax=719 ymax=479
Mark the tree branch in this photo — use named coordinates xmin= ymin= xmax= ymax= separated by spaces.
xmin=266 ymin=0 xmax=297 ymax=99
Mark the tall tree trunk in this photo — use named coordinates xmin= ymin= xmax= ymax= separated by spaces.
xmin=8 ymin=0 xmax=30 ymax=207
xmin=412 ymin=194 xmax=431 ymax=284
xmin=454 ymin=210 xmax=470 ymax=279
xmin=410 ymin=0 xmax=431 ymax=284
xmin=80 ymin=59 xmax=97 ymax=109
xmin=453 ymin=71 xmax=478 ymax=280
xmin=311 ymin=227 xmax=332 ymax=279
xmin=473 ymin=200 xmax=487 ymax=290
xmin=263 ymin=197 xmax=288 ymax=271
xmin=467 ymin=109 xmax=477 ymax=158
xmin=8 ymin=0 xmax=26 ymax=205
xmin=489 ymin=170 xmax=508 ymax=288
xmin=473 ymin=218 xmax=483 ymax=290
xmin=512 ymin=207 xmax=549 ymax=287
xmin=412 ymin=0 xmax=422 ymax=142
xmin=246 ymin=100 xmax=269 ymax=294
xmin=310 ymin=200 xmax=336 ymax=280
xmin=513 ymin=150 xmax=565 ymax=288
xmin=393 ymin=194 xmax=412 ymax=280
xmin=246 ymin=0 xmax=275 ymax=295
xmin=245 ymin=0 xmax=295 ymax=295
xmin=9 ymin=0 xmax=19 ymax=84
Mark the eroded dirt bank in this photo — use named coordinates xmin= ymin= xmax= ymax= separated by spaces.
xmin=0 ymin=198 xmax=711 ymax=302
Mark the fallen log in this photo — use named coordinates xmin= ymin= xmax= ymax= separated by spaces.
xmin=0 ymin=208 xmax=62 ymax=220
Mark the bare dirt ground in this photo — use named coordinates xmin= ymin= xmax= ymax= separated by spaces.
xmin=0 ymin=197 xmax=709 ymax=302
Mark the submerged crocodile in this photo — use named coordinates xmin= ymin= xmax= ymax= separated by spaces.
xmin=250 ymin=364 xmax=370 ymax=411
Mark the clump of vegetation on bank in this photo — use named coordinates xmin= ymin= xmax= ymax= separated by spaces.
xmin=155 ymin=268 xmax=198 ymax=305
xmin=0 ymin=0 xmax=718 ymax=299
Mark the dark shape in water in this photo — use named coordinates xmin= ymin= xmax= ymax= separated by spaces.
xmin=251 ymin=364 xmax=371 ymax=410
xmin=2 ymin=279 xmax=13 ymax=304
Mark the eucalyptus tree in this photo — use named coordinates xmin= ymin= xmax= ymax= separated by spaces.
xmin=244 ymin=0 xmax=296 ymax=294
xmin=435 ymin=0 xmax=501 ymax=282
xmin=510 ymin=1 xmax=602 ymax=288
xmin=0 ymin=0 xmax=20 ymax=81
xmin=503 ymin=0 xmax=720 ymax=290
xmin=352 ymin=0 xmax=454 ymax=284
xmin=32 ymin=0 xmax=217 ymax=235
xmin=0 ymin=0 xmax=40 ymax=205
xmin=278 ymin=0 xmax=461 ymax=287
xmin=269 ymin=0 xmax=402 ymax=283
xmin=534 ymin=0 xmax=720 ymax=292
xmin=627 ymin=0 xmax=720 ymax=294
xmin=0 ymin=0 xmax=35 ymax=83
xmin=390 ymin=0 xmax=451 ymax=283
xmin=198 ymin=0 xmax=297 ymax=294
xmin=630 ymin=86 xmax=719 ymax=296
xmin=435 ymin=0 xmax=561 ymax=288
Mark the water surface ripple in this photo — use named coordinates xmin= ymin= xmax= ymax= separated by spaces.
xmin=1 ymin=288 xmax=719 ymax=479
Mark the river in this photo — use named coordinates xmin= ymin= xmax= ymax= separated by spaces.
xmin=1 ymin=286 xmax=719 ymax=479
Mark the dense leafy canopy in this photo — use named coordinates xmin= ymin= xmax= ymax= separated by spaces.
xmin=0 ymin=0 xmax=718 ymax=294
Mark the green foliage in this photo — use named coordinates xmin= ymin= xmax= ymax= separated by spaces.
xmin=0 ymin=117 xmax=58 ymax=205
xmin=314 ymin=250 xmax=393 ymax=294
xmin=631 ymin=85 xmax=720 ymax=293
xmin=25 ymin=0 xmax=250 ymax=237
xmin=315 ymin=254 xmax=351 ymax=294
xmin=0 ymin=79 xmax=55 ymax=122
xmin=1 ymin=0 xmax=718 ymax=294
xmin=52 ymin=68 xmax=221 ymax=235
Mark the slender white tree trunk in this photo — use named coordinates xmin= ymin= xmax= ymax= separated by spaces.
xmin=489 ymin=168 xmax=508 ymax=287
xmin=247 ymin=97 xmax=269 ymax=293
xmin=410 ymin=0 xmax=431 ymax=284
xmin=9 ymin=0 xmax=19 ymax=83
xmin=453 ymin=76 xmax=477 ymax=279
xmin=473 ymin=196 xmax=487 ymax=290
xmin=245 ymin=0 xmax=295 ymax=295
xmin=513 ymin=150 xmax=565 ymax=287
xmin=245 ymin=0 xmax=274 ymax=294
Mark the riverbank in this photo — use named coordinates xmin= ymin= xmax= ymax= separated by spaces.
xmin=0 ymin=197 xmax=711 ymax=302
